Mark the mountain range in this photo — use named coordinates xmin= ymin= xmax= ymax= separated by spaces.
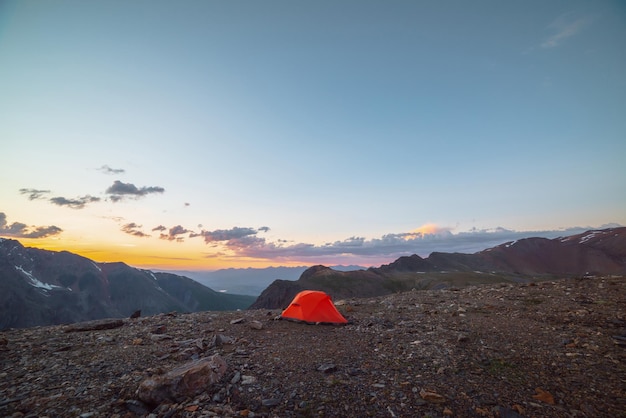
xmin=0 ymin=239 xmax=255 ymax=330
xmin=250 ymin=227 xmax=626 ymax=309
xmin=2 ymin=227 xmax=624 ymax=329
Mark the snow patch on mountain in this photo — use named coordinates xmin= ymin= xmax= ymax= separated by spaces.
xmin=579 ymin=230 xmax=602 ymax=244
xmin=15 ymin=265 xmax=61 ymax=292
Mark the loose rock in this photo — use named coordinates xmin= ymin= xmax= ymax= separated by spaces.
xmin=316 ymin=363 xmax=337 ymax=373
xmin=137 ymin=355 xmax=228 ymax=404
xmin=419 ymin=389 xmax=446 ymax=403
xmin=249 ymin=320 xmax=263 ymax=330
xmin=63 ymin=318 xmax=124 ymax=332
xmin=0 ymin=277 xmax=624 ymax=417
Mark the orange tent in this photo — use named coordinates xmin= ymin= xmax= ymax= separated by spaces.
xmin=281 ymin=290 xmax=348 ymax=325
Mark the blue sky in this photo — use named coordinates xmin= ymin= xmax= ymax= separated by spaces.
xmin=1 ymin=1 xmax=624 ymax=269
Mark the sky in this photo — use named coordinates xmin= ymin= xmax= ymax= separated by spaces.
xmin=1 ymin=0 xmax=625 ymax=270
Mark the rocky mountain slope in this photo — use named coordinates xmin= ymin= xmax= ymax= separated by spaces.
xmin=1 ymin=276 xmax=624 ymax=417
xmin=251 ymin=227 xmax=626 ymax=309
xmin=0 ymin=239 xmax=255 ymax=330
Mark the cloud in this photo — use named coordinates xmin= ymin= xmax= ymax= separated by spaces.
xmin=104 ymin=216 xmax=124 ymax=223
xmin=193 ymin=226 xmax=261 ymax=244
xmin=0 ymin=212 xmax=62 ymax=239
xmin=99 ymin=165 xmax=126 ymax=175
xmin=541 ymin=14 xmax=591 ymax=49
xmin=159 ymin=225 xmax=192 ymax=242
xmin=19 ymin=188 xmax=51 ymax=200
xmin=121 ymin=223 xmax=150 ymax=238
xmin=50 ymin=195 xmax=101 ymax=209
xmin=105 ymin=180 xmax=165 ymax=202
xmin=148 ymin=225 xmax=270 ymax=246
xmin=21 ymin=188 xmax=100 ymax=209
xmin=214 ymin=223 xmax=611 ymax=265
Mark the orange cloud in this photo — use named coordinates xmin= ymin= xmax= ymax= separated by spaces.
xmin=404 ymin=223 xmax=448 ymax=240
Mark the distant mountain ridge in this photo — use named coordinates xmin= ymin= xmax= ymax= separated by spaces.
xmin=162 ymin=265 xmax=366 ymax=296
xmin=0 ymin=239 xmax=255 ymax=330
xmin=250 ymin=227 xmax=626 ymax=309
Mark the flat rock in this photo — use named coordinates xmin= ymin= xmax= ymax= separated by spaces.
xmin=420 ymin=389 xmax=446 ymax=404
xmin=136 ymin=354 xmax=228 ymax=405
xmin=63 ymin=318 xmax=125 ymax=332
xmin=317 ymin=363 xmax=337 ymax=373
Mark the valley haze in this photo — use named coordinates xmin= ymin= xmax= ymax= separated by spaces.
xmin=159 ymin=266 xmax=366 ymax=296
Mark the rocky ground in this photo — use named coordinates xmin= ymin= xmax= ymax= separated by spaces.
xmin=1 ymin=276 xmax=625 ymax=418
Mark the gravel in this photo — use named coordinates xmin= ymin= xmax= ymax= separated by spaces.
xmin=1 ymin=276 xmax=625 ymax=417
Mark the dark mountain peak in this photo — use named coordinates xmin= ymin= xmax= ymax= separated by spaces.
xmin=99 ymin=261 xmax=132 ymax=270
xmin=300 ymin=265 xmax=333 ymax=279
xmin=560 ymin=227 xmax=626 ymax=250
xmin=377 ymin=254 xmax=429 ymax=272
xmin=0 ymin=237 xmax=23 ymax=249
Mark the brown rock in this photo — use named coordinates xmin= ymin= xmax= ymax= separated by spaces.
xmin=137 ymin=354 xmax=228 ymax=405
xmin=63 ymin=318 xmax=124 ymax=332
xmin=419 ymin=389 xmax=446 ymax=403
xmin=249 ymin=320 xmax=263 ymax=330
xmin=532 ymin=387 xmax=555 ymax=404
xmin=151 ymin=324 xmax=167 ymax=334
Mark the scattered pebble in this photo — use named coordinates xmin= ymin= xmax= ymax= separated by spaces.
xmin=0 ymin=277 xmax=623 ymax=417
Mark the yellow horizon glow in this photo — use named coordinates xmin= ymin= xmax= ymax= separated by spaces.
xmin=16 ymin=237 xmax=305 ymax=271
xmin=7 ymin=224 xmax=442 ymax=270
